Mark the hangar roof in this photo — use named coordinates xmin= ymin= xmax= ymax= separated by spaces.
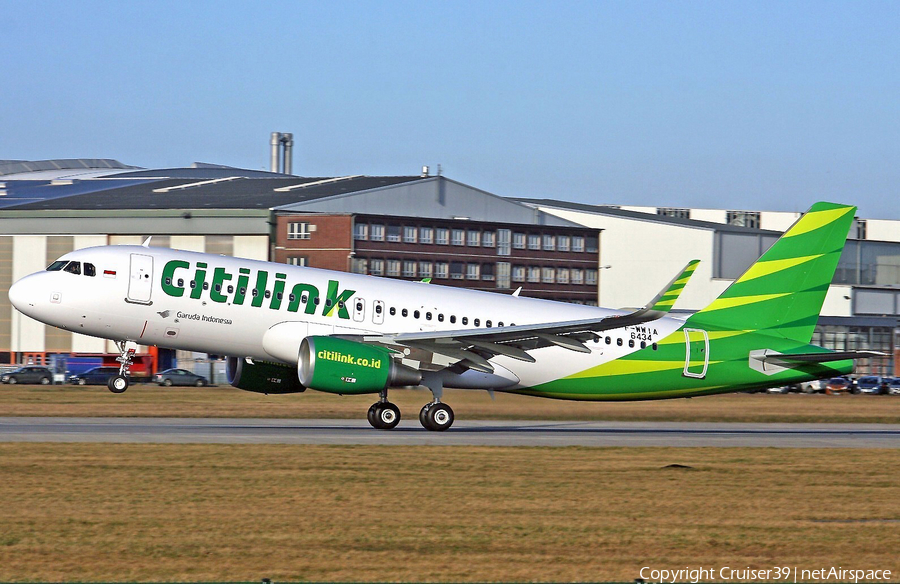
xmin=0 ymin=159 xmax=424 ymax=210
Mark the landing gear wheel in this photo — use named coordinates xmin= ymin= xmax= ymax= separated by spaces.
xmin=367 ymin=403 xmax=380 ymax=427
xmin=423 ymin=403 xmax=454 ymax=431
xmin=107 ymin=375 xmax=129 ymax=394
xmin=419 ymin=403 xmax=431 ymax=428
xmin=369 ymin=402 xmax=401 ymax=430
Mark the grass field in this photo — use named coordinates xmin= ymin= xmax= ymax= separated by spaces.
xmin=2 ymin=383 xmax=900 ymax=423
xmin=0 ymin=443 xmax=898 ymax=582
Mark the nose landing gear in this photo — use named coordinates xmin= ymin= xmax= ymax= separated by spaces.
xmin=107 ymin=340 xmax=137 ymax=394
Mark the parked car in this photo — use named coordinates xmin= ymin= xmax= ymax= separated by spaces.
xmin=825 ymin=377 xmax=852 ymax=395
xmin=1 ymin=366 xmax=53 ymax=385
xmin=68 ymin=366 xmax=121 ymax=386
xmin=153 ymin=368 xmax=208 ymax=387
xmin=856 ymin=376 xmax=890 ymax=395
xmin=800 ymin=379 xmax=828 ymax=394
xmin=888 ymin=378 xmax=900 ymax=396
xmin=765 ymin=385 xmax=791 ymax=394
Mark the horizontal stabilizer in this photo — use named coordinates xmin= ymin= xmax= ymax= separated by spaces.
xmin=759 ymin=350 xmax=887 ymax=363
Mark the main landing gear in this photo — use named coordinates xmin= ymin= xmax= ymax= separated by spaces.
xmin=365 ymin=373 xmax=455 ymax=431
xmin=107 ymin=340 xmax=137 ymax=394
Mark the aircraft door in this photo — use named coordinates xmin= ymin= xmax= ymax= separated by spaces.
xmin=373 ymin=300 xmax=385 ymax=325
xmin=682 ymin=328 xmax=709 ymax=379
xmin=353 ymin=297 xmax=365 ymax=322
xmin=127 ymin=254 xmax=154 ymax=304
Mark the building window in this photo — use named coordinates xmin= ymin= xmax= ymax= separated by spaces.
xmin=726 ymin=211 xmax=761 ymax=229
xmin=450 ymin=262 xmax=465 ymax=279
xmin=370 ymin=224 xmax=385 ymax=242
xmin=854 ymin=219 xmax=867 ymax=240
xmin=481 ymin=263 xmax=495 ymax=281
xmin=657 ymin=207 xmax=691 ymax=219
xmin=586 ymin=269 xmax=598 ymax=285
xmin=466 ymin=263 xmax=480 ymax=280
xmin=402 ymin=261 xmax=417 ymax=277
xmin=467 ymin=230 xmax=480 ymax=247
xmin=354 ymin=223 xmax=368 ymax=241
xmin=435 ymin=262 xmax=449 ymax=279
xmin=350 ymin=258 xmax=368 ymax=274
xmin=512 ymin=265 xmax=526 ymax=282
xmin=482 ymin=231 xmax=496 ymax=248
xmin=557 ymin=268 xmax=569 ymax=283
xmin=542 ymin=267 xmax=555 ymax=283
xmin=571 ymin=269 xmax=584 ymax=284
xmin=586 ymin=235 xmax=598 ymax=253
xmin=527 ymin=234 xmax=540 ymax=250
xmin=557 ymin=235 xmax=570 ymax=252
xmin=513 ymin=233 xmax=526 ymax=249
xmin=496 ymin=262 xmax=510 ymax=289
xmin=386 ymin=259 xmax=401 ymax=277
xmin=497 ymin=229 xmax=511 ymax=256
xmin=403 ymin=226 xmax=417 ymax=243
xmin=451 ymin=229 xmax=465 ymax=246
xmin=418 ymin=261 xmax=433 ymax=278
xmin=370 ymin=259 xmax=384 ymax=276
xmin=543 ymin=235 xmax=555 ymax=251
xmin=287 ymin=222 xmax=311 ymax=240
xmin=436 ymin=228 xmax=449 ymax=245
xmin=572 ymin=236 xmax=584 ymax=252
xmin=286 ymin=256 xmax=308 ymax=266
xmin=420 ymin=227 xmax=434 ymax=244
xmin=387 ymin=225 xmax=402 ymax=242
xmin=527 ymin=267 xmax=541 ymax=283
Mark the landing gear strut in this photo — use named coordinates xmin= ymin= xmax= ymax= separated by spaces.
xmin=419 ymin=372 xmax=454 ymax=431
xmin=367 ymin=390 xmax=401 ymax=430
xmin=108 ymin=340 xmax=137 ymax=394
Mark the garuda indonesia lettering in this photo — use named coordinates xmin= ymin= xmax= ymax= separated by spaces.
xmin=9 ymin=202 xmax=880 ymax=431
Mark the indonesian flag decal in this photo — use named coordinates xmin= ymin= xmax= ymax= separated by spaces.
xmin=103 ymin=269 xmax=117 ymax=278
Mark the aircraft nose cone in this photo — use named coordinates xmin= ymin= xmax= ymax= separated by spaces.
xmin=8 ymin=274 xmax=39 ymax=315
xmin=8 ymin=278 xmax=26 ymax=311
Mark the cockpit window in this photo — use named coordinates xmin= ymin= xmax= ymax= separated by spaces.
xmin=47 ymin=261 xmax=67 ymax=271
xmin=84 ymin=263 xmax=96 ymax=277
xmin=63 ymin=261 xmax=81 ymax=275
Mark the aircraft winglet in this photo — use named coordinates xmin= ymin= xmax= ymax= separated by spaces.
xmin=646 ymin=259 xmax=700 ymax=313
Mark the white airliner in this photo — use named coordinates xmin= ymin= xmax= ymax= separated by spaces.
xmin=8 ymin=202 xmax=873 ymax=431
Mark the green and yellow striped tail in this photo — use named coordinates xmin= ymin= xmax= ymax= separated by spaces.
xmin=686 ymin=202 xmax=856 ymax=343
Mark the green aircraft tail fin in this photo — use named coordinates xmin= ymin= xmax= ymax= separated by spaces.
xmin=686 ymin=202 xmax=856 ymax=343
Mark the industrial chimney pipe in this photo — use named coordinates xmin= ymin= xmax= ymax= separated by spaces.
xmin=282 ymin=133 xmax=293 ymax=175
xmin=270 ymin=132 xmax=282 ymax=173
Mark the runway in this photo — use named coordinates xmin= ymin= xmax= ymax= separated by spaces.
xmin=1 ymin=417 xmax=899 ymax=447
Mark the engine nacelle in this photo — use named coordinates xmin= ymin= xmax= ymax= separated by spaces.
xmin=226 ymin=357 xmax=306 ymax=394
xmin=298 ymin=336 xmax=422 ymax=394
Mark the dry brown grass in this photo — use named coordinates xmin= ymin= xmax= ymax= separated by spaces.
xmin=2 ymin=384 xmax=900 ymax=423
xmin=0 ymin=444 xmax=898 ymax=582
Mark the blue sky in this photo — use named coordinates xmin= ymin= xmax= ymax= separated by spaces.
xmin=2 ymin=0 xmax=898 ymax=218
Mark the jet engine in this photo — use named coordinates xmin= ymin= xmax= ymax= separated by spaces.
xmin=298 ymin=336 xmax=422 ymax=394
xmin=226 ymin=357 xmax=306 ymax=394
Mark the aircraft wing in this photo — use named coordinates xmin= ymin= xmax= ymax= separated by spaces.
xmin=357 ymin=260 xmax=700 ymax=374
